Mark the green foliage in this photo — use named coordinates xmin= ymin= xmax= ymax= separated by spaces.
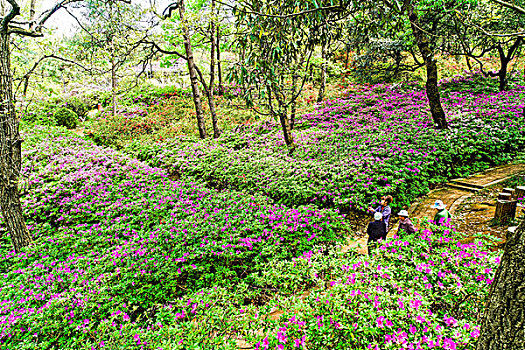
xmin=0 ymin=126 xmax=349 ymax=349
xmin=53 ymin=107 xmax=79 ymax=129
xmin=122 ymin=80 xmax=525 ymax=215
xmin=21 ymin=108 xmax=57 ymax=127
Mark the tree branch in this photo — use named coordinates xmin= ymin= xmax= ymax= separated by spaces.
xmin=8 ymin=25 xmax=42 ymax=37
xmin=489 ymin=0 xmax=525 ymax=15
xmin=1 ymin=0 xmax=21 ymax=33
xmin=15 ymin=54 xmax=102 ymax=94
xmin=218 ymin=0 xmax=344 ymax=19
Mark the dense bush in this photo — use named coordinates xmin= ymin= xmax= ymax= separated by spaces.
xmin=124 ymin=80 xmax=525 ymax=214
xmin=0 ymin=126 xmax=348 ymax=349
xmin=438 ymin=70 xmax=524 ymax=95
xmin=21 ymin=94 xmax=95 ymax=127
xmin=238 ymin=226 xmax=497 ymax=350
xmin=53 ymin=107 xmax=79 ymax=129
xmin=0 ymin=132 xmax=500 ymax=350
xmin=20 ymin=108 xmax=57 ymax=127
xmin=63 ymin=95 xmax=93 ymax=120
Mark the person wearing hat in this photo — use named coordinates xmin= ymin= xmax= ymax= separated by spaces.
xmin=367 ymin=211 xmax=387 ymax=254
xmin=397 ymin=210 xmax=417 ymax=235
xmin=431 ymin=200 xmax=452 ymax=226
xmin=367 ymin=195 xmax=393 ymax=230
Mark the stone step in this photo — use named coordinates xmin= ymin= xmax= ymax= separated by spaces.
xmin=450 ymin=180 xmax=485 ymax=189
xmin=445 ymin=183 xmax=481 ymax=193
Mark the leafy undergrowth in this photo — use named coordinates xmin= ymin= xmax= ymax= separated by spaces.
xmin=238 ymin=226 xmax=497 ymax=350
xmin=0 ymin=127 xmax=500 ymax=349
xmin=125 ymin=78 xmax=525 ymax=214
xmin=0 ymin=127 xmax=347 ymax=349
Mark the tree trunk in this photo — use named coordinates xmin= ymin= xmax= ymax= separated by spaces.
xmin=515 ymin=186 xmax=525 ymax=201
xmin=498 ymin=50 xmax=509 ymax=92
xmin=407 ymin=5 xmax=448 ymax=129
xmin=278 ymin=107 xmax=294 ymax=149
xmin=216 ymin=27 xmax=223 ymax=95
xmin=0 ymin=31 xmax=33 ymax=253
xmin=494 ymin=199 xmax=517 ymax=224
xmin=465 ymin=55 xmax=472 ymax=71
xmin=179 ymin=0 xmax=207 ymax=139
xmin=476 ymin=220 xmax=525 ymax=350
xmin=111 ymin=42 xmax=117 ymax=116
xmin=291 ymin=73 xmax=297 ymax=131
xmin=317 ymin=42 xmax=327 ymax=103
xmin=209 ymin=0 xmax=220 ymax=138
xmin=29 ymin=0 xmax=37 ymax=27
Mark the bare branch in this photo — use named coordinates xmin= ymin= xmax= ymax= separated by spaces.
xmin=15 ymin=54 xmax=102 ymax=94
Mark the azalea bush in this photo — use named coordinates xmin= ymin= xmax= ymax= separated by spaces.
xmin=125 ymin=79 xmax=525 ymax=214
xmin=0 ymin=127 xmax=347 ymax=349
xmin=0 ymin=126 xmax=502 ymax=350
xmin=241 ymin=225 xmax=497 ymax=350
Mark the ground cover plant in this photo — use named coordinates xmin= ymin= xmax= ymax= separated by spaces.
xmin=0 ymin=127 xmax=500 ymax=349
xmin=124 ymin=74 xmax=525 ymax=215
xmin=0 ymin=126 xmax=347 ymax=349
xmin=238 ymin=225 xmax=498 ymax=350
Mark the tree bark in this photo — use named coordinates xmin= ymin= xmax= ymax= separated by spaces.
xmin=29 ymin=0 xmax=37 ymax=27
xmin=494 ymin=199 xmax=517 ymax=224
xmin=317 ymin=42 xmax=327 ymax=103
xmin=0 ymin=31 xmax=33 ymax=253
xmin=291 ymin=72 xmax=297 ymax=130
xmin=407 ymin=5 xmax=448 ymax=129
xmin=496 ymin=38 xmax=522 ymax=92
xmin=279 ymin=111 xmax=295 ymax=149
xmin=216 ymin=27 xmax=223 ymax=94
xmin=111 ymin=37 xmax=117 ymax=116
xmin=209 ymin=0 xmax=220 ymax=138
xmin=179 ymin=0 xmax=207 ymax=139
xmin=476 ymin=220 xmax=525 ymax=350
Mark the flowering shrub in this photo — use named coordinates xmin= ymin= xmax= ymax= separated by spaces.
xmin=0 ymin=126 xmax=347 ymax=349
xmin=241 ymin=226 xmax=498 ymax=350
xmin=125 ymin=80 xmax=525 ymax=213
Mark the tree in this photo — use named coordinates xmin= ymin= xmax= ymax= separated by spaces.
xmin=0 ymin=0 xmax=129 ymax=253
xmin=404 ymin=1 xmax=448 ymax=129
xmin=450 ymin=1 xmax=525 ymax=91
xmin=476 ymin=220 xmax=525 ymax=349
xmin=66 ymin=0 xmax=152 ymax=115
xmin=230 ymin=0 xmax=452 ymax=130
xmin=161 ymin=0 xmax=233 ymax=139
xmin=230 ymin=1 xmax=348 ymax=149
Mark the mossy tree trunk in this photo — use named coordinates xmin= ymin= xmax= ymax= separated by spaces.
xmin=407 ymin=4 xmax=448 ymax=129
xmin=476 ymin=220 xmax=525 ymax=349
xmin=0 ymin=30 xmax=33 ymax=253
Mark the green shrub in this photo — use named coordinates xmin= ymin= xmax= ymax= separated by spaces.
xmin=63 ymin=95 xmax=91 ymax=120
xmin=53 ymin=107 xmax=79 ymax=129
xmin=20 ymin=109 xmax=57 ymax=127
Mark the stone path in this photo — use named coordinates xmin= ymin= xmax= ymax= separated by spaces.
xmin=409 ymin=163 xmax=525 ymax=220
xmin=343 ymin=162 xmax=525 ymax=256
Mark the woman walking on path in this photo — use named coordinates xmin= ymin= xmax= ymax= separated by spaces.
xmin=367 ymin=212 xmax=387 ymax=254
xmin=397 ymin=210 xmax=417 ymax=235
xmin=368 ymin=195 xmax=393 ymax=229
xmin=431 ymin=200 xmax=452 ymax=226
